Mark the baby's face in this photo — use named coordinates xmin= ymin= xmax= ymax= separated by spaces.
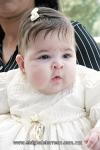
xmin=23 ymin=31 xmax=76 ymax=94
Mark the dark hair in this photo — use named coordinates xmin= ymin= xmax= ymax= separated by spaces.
xmin=18 ymin=7 xmax=75 ymax=55
xmin=35 ymin=0 xmax=59 ymax=10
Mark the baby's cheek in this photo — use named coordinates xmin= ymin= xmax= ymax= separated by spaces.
xmin=32 ymin=70 xmax=47 ymax=87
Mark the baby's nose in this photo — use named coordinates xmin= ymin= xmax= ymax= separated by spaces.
xmin=51 ymin=61 xmax=63 ymax=70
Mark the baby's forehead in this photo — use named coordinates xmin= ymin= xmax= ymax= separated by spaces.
xmin=30 ymin=29 xmax=72 ymax=43
xmin=28 ymin=33 xmax=74 ymax=54
xmin=26 ymin=29 xmax=75 ymax=54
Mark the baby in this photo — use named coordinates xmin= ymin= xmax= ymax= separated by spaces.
xmin=0 ymin=7 xmax=100 ymax=150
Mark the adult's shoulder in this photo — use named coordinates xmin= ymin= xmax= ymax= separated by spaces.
xmin=71 ymin=20 xmax=100 ymax=71
xmin=71 ymin=20 xmax=84 ymax=32
xmin=71 ymin=20 xmax=80 ymax=27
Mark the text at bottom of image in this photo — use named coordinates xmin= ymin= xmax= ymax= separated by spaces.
xmin=13 ymin=140 xmax=82 ymax=145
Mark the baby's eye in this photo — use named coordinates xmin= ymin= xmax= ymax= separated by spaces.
xmin=63 ymin=54 xmax=71 ymax=58
xmin=38 ymin=55 xmax=50 ymax=60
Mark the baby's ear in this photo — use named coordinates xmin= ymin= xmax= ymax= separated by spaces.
xmin=16 ymin=54 xmax=25 ymax=73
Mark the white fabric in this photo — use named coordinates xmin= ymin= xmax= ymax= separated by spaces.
xmin=0 ymin=65 xmax=100 ymax=150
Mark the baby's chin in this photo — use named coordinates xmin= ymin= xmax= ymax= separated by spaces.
xmin=38 ymin=86 xmax=72 ymax=95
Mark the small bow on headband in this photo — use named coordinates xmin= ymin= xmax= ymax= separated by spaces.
xmin=30 ymin=8 xmax=39 ymax=21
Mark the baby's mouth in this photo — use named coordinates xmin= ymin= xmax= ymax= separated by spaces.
xmin=51 ymin=76 xmax=63 ymax=81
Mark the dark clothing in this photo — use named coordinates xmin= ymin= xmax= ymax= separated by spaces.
xmin=0 ymin=21 xmax=100 ymax=72
xmin=0 ymin=26 xmax=18 ymax=72
xmin=35 ymin=0 xmax=59 ymax=10
xmin=72 ymin=21 xmax=100 ymax=70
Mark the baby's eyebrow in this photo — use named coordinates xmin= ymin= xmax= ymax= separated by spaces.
xmin=35 ymin=48 xmax=74 ymax=55
xmin=64 ymin=48 xmax=73 ymax=52
xmin=36 ymin=49 xmax=50 ymax=54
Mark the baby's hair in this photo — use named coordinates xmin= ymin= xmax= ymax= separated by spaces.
xmin=18 ymin=7 xmax=75 ymax=55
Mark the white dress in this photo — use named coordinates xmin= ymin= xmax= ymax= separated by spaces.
xmin=0 ymin=65 xmax=100 ymax=150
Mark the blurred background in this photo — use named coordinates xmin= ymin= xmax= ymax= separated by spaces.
xmin=59 ymin=0 xmax=100 ymax=47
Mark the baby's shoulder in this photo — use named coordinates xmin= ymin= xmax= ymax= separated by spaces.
xmin=0 ymin=69 xmax=19 ymax=84
xmin=76 ymin=65 xmax=100 ymax=86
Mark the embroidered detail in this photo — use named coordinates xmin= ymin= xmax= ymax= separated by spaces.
xmin=29 ymin=122 xmax=45 ymax=140
xmin=30 ymin=114 xmax=39 ymax=122
xmin=12 ymin=114 xmax=45 ymax=140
